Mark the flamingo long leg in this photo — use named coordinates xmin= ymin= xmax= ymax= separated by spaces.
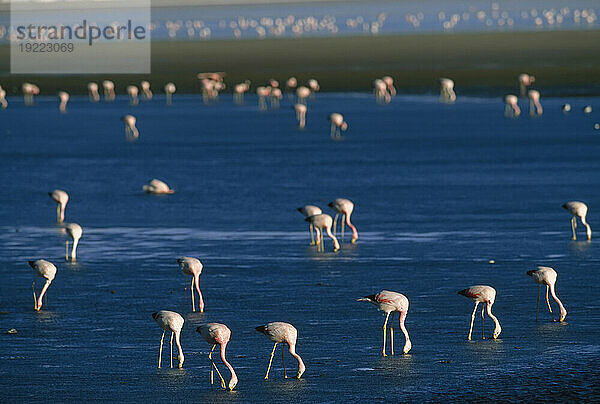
xmin=265 ymin=342 xmax=277 ymax=379
xmin=468 ymin=302 xmax=479 ymax=340
xmin=390 ymin=312 xmax=395 ymax=356
xmin=382 ymin=312 xmax=390 ymax=356
xmin=309 ymin=224 xmax=315 ymax=245
xmin=341 ymin=214 xmax=345 ymax=241
xmin=191 ymin=277 xmax=195 ymax=312
xmin=571 ymin=217 xmax=577 ymax=240
xmin=65 ymin=241 xmax=69 ymax=261
xmin=158 ymin=330 xmax=165 ymax=368
xmin=209 ymin=345 xmax=215 ymax=388
xmin=282 ymin=344 xmax=287 ymax=378
xmin=536 ymin=284 xmax=540 ymax=321
xmin=320 ymin=231 xmax=324 ymax=252
xmin=333 ymin=213 xmax=339 ymax=237
xmin=56 ymin=204 xmax=61 ymax=222
xmin=209 ymin=345 xmax=226 ymax=389
xmin=32 ymin=281 xmax=37 ymax=310
xmin=481 ymin=305 xmax=485 ymax=339
xmin=170 ymin=332 xmax=174 ymax=368
xmin=545 ymin=285 xmax=553 ymax=320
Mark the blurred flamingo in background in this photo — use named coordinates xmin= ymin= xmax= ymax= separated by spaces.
xmin=102 ymin=80 xmax=115 ymax=101
xmin=127 ymin=85 xmax=139 ymax=106
xmin=528 ymin=90 xmax=543 ymax=116
xmin=143 ymin=179 xmax=174 ymax=195
xmin=122 ymin=115 xmax=139 ymax=141
xmin=519 ymin=73 xmax=535 ymax=96
xmin=439 ymin=78 xmax=456 ymax=103
xmin=58 ymin=91 xmax=69 ymax=113
xmin=49 ymin=189 xmax=69 ymax=223
xmin=164 ymin=83 xmax=176 ymax=105
xmin=141 ymin=80 xmax=152 ymax=100
xmin=328 ymin=113 xmax=348 ymax=139
xmin=294 ymin=103 xmax=307 ymax=128
xmin=65 ymin=223 xmax=82 ymax=262
xmin=88 ymin=82 xmax=100 ymax=102
xmin=504 ymin=95 xmax=520 ymax=118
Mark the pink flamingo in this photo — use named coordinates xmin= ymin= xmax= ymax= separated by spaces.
xmin=233 ymin=81 xmax=250 ymax=104
xmin=528 ymin=90 xmax=543 ymax=116
xmin=328 ymin=198 xmax=358 ymax=243
xmin=382 ymin=76 xmax=396 ymax=96
xmin=102 ymin=80 xmax=115 ymax=101
xmin=140 ymin=80 xmax=153 ymax=100
xmin=197 ymin=323 xmax=238 ymax=390
xmin=88 ymin=82 xmax=100 ymax=102
xmin=526 ymin=266 xmax=567 ymax=322
xmin=256 ymin=322 xmax=306 ymax=379
xmin=270 ymin=87 xmax=282 ymax=109
xmin=458 ymin=285 xmax=501 ymax=340
xmin=49 ymin=189 xmax=69 ymax=223
xmin=122 ymin=115 xmax=139 ymax=141
xmin=177 ymin=257 xmax=204 ymax=312
xmin=562 ymin=201 xmax=591 ymax=241
xmin=0 ymin=85 xmax=8 ymax=108
xmin=518 ymin=73 xmax=535 ymax=96
xmin=58 ymin=91 xmax=69 ymax=113
xmin=257 ymin=86 xmax=270 ymax=110
xmin=143 ymin=179 xmax=174 ymax=195
xmin=164 ymin=83 xmax=176 ymax=105
xmin=305 ymin=213 xmax=340 ymax=252
xmin=297 ymin=205 xmax=322 ymax=245
xmin=373 ymin=79 xmax=390 ymax=104
xmin=294 ymin=103 xmax=307 ymax=128
xmin=357 ymin=291 xmax=412 ymax=356
xmin=22 ymin=82 xmax=39 ymax=105
xmin=65 ymin=223 xmax=82 ymax=262
xmin=152 ymin=310 xmax=185 ymax=368
xmin=328 ymin=113 xmax=348 ymax=139
xmin=296 ymin=86 xmax=310 ymax=104
xmin=29 ymin=259 xmax=57 ymax=311
xmin=127 ymin=85 xmax=139 ymax=106
xmin=439 ymin=78 xmax=456 ymax=103
xmin=504 ymin=95 xmax=520 ymax=118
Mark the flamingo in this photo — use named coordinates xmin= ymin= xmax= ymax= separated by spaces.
xmin=88 ymin=82 xmax=100 ymax=102
xmin=140 ymin=80 xmax=153 ymax=100
xmin=328 ymin=113 xmax=348 ymax=139
xmin=122 ymin=115 xmax=139 ymax=141
xmin=504 ymin=95 xmax=520 ymax=118
xmin=562 ymin=103 xmax=571 ymax=113
xmin=562 ymin=201 xmax=591 ymax=241
xmin=233 ymin=81 xmax=250 ymax=104
xmin=49 ymin=189 xmax=69 ymax=223
xmin=256 ymin=322 xmax=305 ymax=379
xmin=328 ymin=198 xmax=358 ymax=243
xmin=458 ymin=285 xmax=501 ymax=340
xmin=65 ymin=223 xmax=82 ymax=262
xmin=102 ymin=80 xmax=115 ymax=101
xmin=307 ymin=79 xmax=320 ymax=93
xmin=152 ymin=310 xmax=185 ymax=368
xmin=257 ymin=86 xmax=270 ymax=111
xmin=305 ymin=214 xmax=340 ymax=252
xmin=164 ymin=83 xmax=176 ymax=105
xmin=22 ymin=82 xmax=39 ymax=105
xmin=143 ymin=179 xmax=174 ymax=195
xmin=518 ymin=73 xmax=535 ymax=97
xmin=583 ymin=105 xmax=593 ymax=114
xmin=373 ymin=79 xmax=390 ymax=104
xmin=177 ymin=257 xmax=204 ymax=312
xmin=382 ymin=76 xmax=397 ymax=96
xmin=296 ymin=86 xmax=310 ymax=105
xmin=58 ymin=91 xmax=69 ymax=113
xmin=270 ymin=87 xmax=282 ymax=109
xmin=526 ymin=266 xmax=567 ymax=322
xmin=127 ymin=85 xmax=139 ymax=106
xmin=28 ymin=259 xmax=57 ymax=311
xmin=439 ymin=78 xmax=456 ymax=103
xmin=196 ymin=323 xmax=238 ymax=390
xmin=357 ymin=291 xmax=412 ymax=356
xmin=286 ymin=77 xmax=297 ymax=99
xmin=294 ymin=103 xmax=307 ymax=129
xmin=528 ymin=90 xmax=543 ymax=116
xmin=297 ymin=205 xmax=322 ymax=245
xmin=0 ymin=85 xmax=7 ymax=109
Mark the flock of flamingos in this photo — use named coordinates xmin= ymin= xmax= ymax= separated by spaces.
xmin=5 ymin=72 xmax=593 ymax=391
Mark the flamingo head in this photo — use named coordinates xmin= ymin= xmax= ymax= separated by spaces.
xmin=558 ymin=307 xmax=567 ymax=322
xmin=178 ymin=353 xmax=185 ymax=369
xmin=492 ymin=324 xmax=502 ymax=339
xmin=403 ymin=339 xmax=412 ymax=354
xmin=296 ymin=362 xmax=306 ymax=379
xmin=228 ymin=374 xmax=238 ymax=390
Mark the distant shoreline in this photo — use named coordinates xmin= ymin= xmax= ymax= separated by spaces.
xmin=1 ymin=30 xmax=599 ymax=95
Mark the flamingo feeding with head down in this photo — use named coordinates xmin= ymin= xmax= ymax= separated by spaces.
xmin=562 ymin=201 xmax=591 ymax=241
xmin=504 ymin=95 xmax=520 ymax=118
xmin=122 ymin=115 xmax=139 ymax=141
xmin=127 ymin=85 xmax=139 ymax=105
xmin=256 ymin=322 xmax=306 ymax=379
xmin=328 ymin=113 xmax=348 ymax=139
xmin=177 ymin=257 xmax=204 ymax=312
xmin=296 ymin=86 xmax=310 ymax=105
xmin=439 ymin=78 xmax=456 ymax=103
xmin=305 ymin=214 xmax=340 ymax=252
xmin=28 ymin=259 xmax=57 ymax=311
xmin=196 ymin=323 xmax=238 ymax=391
xmin=58 ymin=91 xmax=69 ymax=113
xmin=88 ymin=82 xmax=100 ymax=102
xmin=458 ymin=285 xmax=501 ymax=340
xmin=382 ymin=76 xmax=396 ymax=97
xmin=22 ymin=82 xmax=39 ymax=105
xmin=294 ymin=103 xmax=307 ymax=129
xmin=141 ymin=80 xmax=152 ymax=100
xmin=143 ymin=179 xmax=174 ymax=195
xmin=49 ymin=189 xmax=69 ymax=223
xmin=102 ymin=80 xmax=115 ymax=101
xmin=526 ymin=266 xmax=567 ymax=322
xmin=374 ymin=79 xmax=391 ymax=104
xmin=233 ymin=81 xmax=250 ymax=104
xmin=528 ymin=90 xmax=543 ymax=116
xmin=297 ymin=205 xmax=322 ymax=245
xmin=357 ymin=290 xmax=412 ymax=356
xmin=518 ymin=73 xmax=535 ymax=97
xmin=65 ymin=223 xmax=82 ymax=262
xmin=328 ymin=198 xmax=358 ymax=243
xmin=152 ymin=310 xmax=185 ymax=368
xmin=164 ymin=82 xmax=176 ymax=105
xmin=257 ymin=86 xmax=270 ymax=111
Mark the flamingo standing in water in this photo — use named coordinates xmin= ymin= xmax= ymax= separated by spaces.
xmin=140 ymin=80 xmax=152 ymax=100
xmin=122 ymin=115 xmax=139 ymax=141
xmin=0 ymin=85 xmax=8 ymax=108
xmin=257 ymin=86 xmax=270 ymax=111
xmin=256 ymin=322 xmax=306 ymax=379
xmin=196 ymin=323 xmax=238 ymax=391
xmin=233 ymin=81 xmax=250 ymax=104
xmin=164 ymin=83 xmax=176 ymax=105
xmin=297 ymin=205 xmax=322 ymax=245
xmin=177 ymin=257 xmax=204 ymax=312
xmin=439 ymin=78 xmax=456 ymax=103
xmin=28 ymin=259 xmax=57 ymax=311
xmin=504 ymin=95 xmax=520 ymax=118
xmin=328 ymin=198 xmax=358 ymax=243
xmin=528 ymin=90 xmax=543 ymax=116
xmin=294 ymin=103 xmax=307 ymax=128
xmin=286 ymin=77 xmax=297 ymax=99
xmin=270 ymin=87 xmax=282 ymax=109
xmin=58 ymin=91 xmax=69 ymax=113
xmin=88 ymin=82 xmax=100 ymax=102
xmin=296 ymin=86 xmax=310 ymax=105
xmin=22 ymin=83 xmax=39 ymax=105
xmin=127 ymin=85 xmax=139 ymax=105
xmin=518 ymin=73 xmax=535 ymax=97
xmin=65 ymin=223 xmax=82 ymax=262
xmin=102 ymin=80 xmax=115 ymax=101
xmin=458 ymin=285 xmax=501 ymax=340
xmin=526 ymin=266 xmax=567 ymax=322
xmin=305 ymin=214 xmax=340 ymax=252
xmin=357 ymin=291 xmax=412 ymax=356
xmin=562 ymin=201 xmax=591 ymax=241
xmin=373 ymin=79 xmax=390 ymax=104
xmin=382 ymin=76 xmax=397 ymax=97
xmin=152 ymin=310 xmax=185 ymax=368
xmin=307 ymin=79 xmax=320 ymax=97
xmin=143 ymin=179 xmax=174 ymax=194
xmin=49 ymin=189 xmax=69 ymax=223
xmin=328 ymin=113 xmax=348 ymax=139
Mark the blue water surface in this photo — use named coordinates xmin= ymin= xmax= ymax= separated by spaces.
xmin=1 ymin=92 xmax=600 ymax=401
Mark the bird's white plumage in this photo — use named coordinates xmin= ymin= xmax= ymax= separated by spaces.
xmin=29 ymin=259 xmax=57 ymax=282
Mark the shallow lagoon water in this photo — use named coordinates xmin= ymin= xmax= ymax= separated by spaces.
xmin=1 ymin=93 xmax=600 ymax=401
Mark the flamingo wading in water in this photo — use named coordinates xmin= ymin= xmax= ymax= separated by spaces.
xmin=122 ymin=115 xmax=139 ymax=141
xmin=328 ymin=113 xmax=348 ymax=139
xmin=528 ymin=90 xmax=543 ymax=116
xmin=562 ymin=201 xmax=591 ymax=241
xmin=143 ymin=179 xmax=174 ymax=195
xmin=58 ymin=91 xmax=69 ymax=113
xmin=294 ymin=103 xmax=307 ymax=129
xmin=177 ymin=257 xmax=204 ymax=312
xmin=439 ymin=78 xmax=456 ymax=103
xmin=526 ymin=266 xmax=567 ymax=322
xmin=458 ymin=285 xmax=501 ymax=340
xmin=256 ymin=322 xmax=306 ymax=379
xmin=152 ymin=310 xmax=185 ymax=368
xmin=196 ymin=323 xmax=238 ymax=390
xmin=88 ymin=82 xmax=100 ymax=102
xmin=29 ymin=259 xmax=57 ymax=311
xmin=49 ymin=189 xmax=69 ymax=223
xmin=328 ymin=198 xmax=358 ymax=243
xmin=357 ymin=291 xmax=412 ymax=356
xmin=164 ymin=82 xmax=176 ymax=105
xmin=504 ymin=95 xmax=520 ymax=118
xmin=65 ymin=223 xmax=82 ymax=262
xmin=297 ymin=205 xmax=322 ymax=245
xmin=305 ymin=214 xmax=340 ymax=252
